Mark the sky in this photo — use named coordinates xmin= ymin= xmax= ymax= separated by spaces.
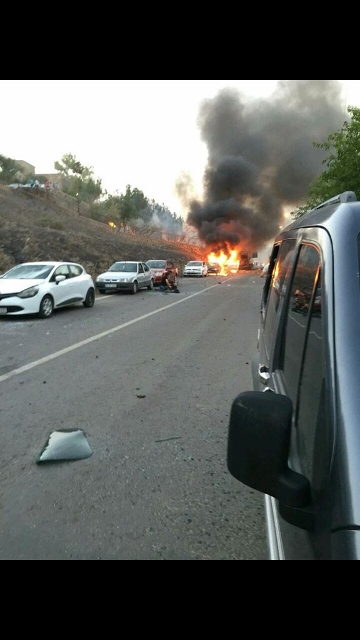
xmin=1 ymin=80 xmax=360 ymax=255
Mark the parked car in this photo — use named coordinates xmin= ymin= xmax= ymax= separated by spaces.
xmin=95 ymin=261 xmax=154 ymax=294
xmin=207 ymin=262 xmax=221 ymax=275
xmin=145 ymin=259 xmax=178 ymax=285
xmin=227 ymin=190 xmax=360 ymax=560
xmin=0 ymin=261 xmax=95 ymax=319
xmin=183 ymin=261 xmax=208 ymax=277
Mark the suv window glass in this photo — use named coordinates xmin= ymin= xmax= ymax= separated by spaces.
xmin=296 ymin=276 xmax=325 ymax=486
xmin=281 ymin=245 xmax=320 ymax=398
xmin=281 ymin=244 xmax=325 ymax=486
xmin=263 ymin=239 xmax=296 ymax=360
xmin=281 ymin=244 xmax=320 ymax=399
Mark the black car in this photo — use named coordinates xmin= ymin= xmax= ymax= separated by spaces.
xmin=227 ymin=190 xmax=360 ymax=560
xmin=207 ymin=262 xmax=221 ymax=275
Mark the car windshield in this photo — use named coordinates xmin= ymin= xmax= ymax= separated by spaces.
xmin=109 ymin=262 xmax=137 ymax=273
xmin=188 ymin=262 xmax=202 ymax=266
xmin=147 ymin=261 xmax=166 ymax=269
xmin=3 ymin=264 xmax=53 ymax=279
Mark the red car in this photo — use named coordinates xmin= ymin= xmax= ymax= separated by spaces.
xmin=145 ymin=260 xmax=178 ymax=285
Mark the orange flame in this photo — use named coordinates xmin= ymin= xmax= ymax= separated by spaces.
xmin=108 ymin=221 xmax=116 ymax=229
xmin=207 ymin=249 xmax=240 ymax=275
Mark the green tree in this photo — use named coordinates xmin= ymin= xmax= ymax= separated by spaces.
xmin=0 ymin=155 xmax=23 ymax=184
xmin=292 ymin=106 xmax=360 ymax=218
xmin=54 ymin=153 xmax=103 ymax=204
xmin=101 ymin=185 xmax=151 ymax=228
xmin=54 ymin=153 xmax=87 ymax=178
xmin=118 ymin=186 xmax=135 ymax=226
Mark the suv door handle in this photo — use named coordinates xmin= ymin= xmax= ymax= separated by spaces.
xmin=259 ymin=364 xmax=271 ymax=385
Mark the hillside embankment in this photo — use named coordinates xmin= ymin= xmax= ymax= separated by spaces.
xmin=0 ymin=184 xmax=205 ymax=279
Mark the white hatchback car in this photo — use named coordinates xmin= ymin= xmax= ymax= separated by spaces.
xmin=183 ymin=261 xmax=208 ymax=277
xmin=95 ymin=261 xmax=154 ymax=294
xmin=0 ymin=261 xmax=96 ymax=319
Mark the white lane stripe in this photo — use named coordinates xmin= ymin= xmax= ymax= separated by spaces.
xmin=0 ymin=285 xmax=219 ymax=383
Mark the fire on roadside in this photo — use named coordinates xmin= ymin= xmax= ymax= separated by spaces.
xmin=207 ymin=249 xmax=240 ymax=275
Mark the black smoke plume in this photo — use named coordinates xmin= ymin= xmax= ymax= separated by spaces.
xmin=176 ymin=80 xmax=348 ymax=255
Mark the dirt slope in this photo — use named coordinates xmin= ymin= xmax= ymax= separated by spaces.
xmin=0 ymin=184 xmax=205 ymax=279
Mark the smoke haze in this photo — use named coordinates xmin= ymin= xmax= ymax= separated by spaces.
xmin=176 ymin=80 xmax=348 ymax=255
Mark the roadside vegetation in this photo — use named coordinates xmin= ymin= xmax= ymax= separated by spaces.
xmin=291 ymin=106 xmax=360 ymax=217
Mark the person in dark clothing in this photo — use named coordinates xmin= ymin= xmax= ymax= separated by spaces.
xmin=159 ymin=268 xmax=179 ymax=292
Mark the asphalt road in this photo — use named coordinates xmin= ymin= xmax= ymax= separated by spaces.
xmin=0 ymin=272 xmax=268 ymax=560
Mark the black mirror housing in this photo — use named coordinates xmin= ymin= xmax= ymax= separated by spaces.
xmin=227 ymin=391 xmax=310 ymax=508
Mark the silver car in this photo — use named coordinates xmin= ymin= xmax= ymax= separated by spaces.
xmin=95 ymin=261 xmax=154 ymax=294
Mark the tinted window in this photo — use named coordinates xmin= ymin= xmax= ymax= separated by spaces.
xmin=281 ymin=243 xmax=324 ymax=486
xmin=297 ymin=276 xmax=324 ymax=486
xmin=263 ymin=239 xmax=296 ymax=361
xmin=281 ymin=244 xmax=320 ymax=401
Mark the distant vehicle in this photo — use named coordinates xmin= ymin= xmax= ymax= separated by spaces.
xmin=95 ymin=261 xmax=154 ymax=294
xmin=183 ymin=261 xmax=208 ymax=277
xmin=207 ymin=262 xmax=221 ymax=275
xmin=239 ymin=253 xmax=251 ymax=270
xmin=0 ymin=261 xmax=95 ymax=319
xmin=145 ymin=259 xmax=178 ymax=285
xmin=227 ymin=190 xmax=360 ymax=560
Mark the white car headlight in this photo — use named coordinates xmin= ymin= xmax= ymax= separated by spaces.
xmin=18 ymin=286 xmax=39 ymax=299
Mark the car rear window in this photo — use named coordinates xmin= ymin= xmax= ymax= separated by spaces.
xmin=147 ymin=261 xmax=166 ymax=268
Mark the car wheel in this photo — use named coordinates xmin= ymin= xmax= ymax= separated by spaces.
xmin=131 ymin=281 xmax=139 ymax=294
xmin=83 ymin=288 xmax=95 ymax=308
xmin=38 ymin=295 xmax=54 ymax=319
xmin=147 ymin=279 xmax=154 ymax=290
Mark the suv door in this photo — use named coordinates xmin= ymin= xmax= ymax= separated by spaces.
xmin=257 ymin=230 xmax=334 ymax=559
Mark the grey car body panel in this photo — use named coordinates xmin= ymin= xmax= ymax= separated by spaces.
xmin=228 ymin=192 xmax=360 ymax=559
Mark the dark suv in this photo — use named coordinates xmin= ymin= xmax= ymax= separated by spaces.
xmin=227 ymin=191 xmax=360 ymax=560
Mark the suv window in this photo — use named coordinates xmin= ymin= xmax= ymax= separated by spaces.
xmin=281 ymin=244 xmax=320 ymax=399
xmin=263 ymin=239 xmax=296 ymax=361
xmin=279 ymin=243 xmax=326 ymax=488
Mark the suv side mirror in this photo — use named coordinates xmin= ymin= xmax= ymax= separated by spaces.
xmin=227 ymin=391 xmax=311 ymax=508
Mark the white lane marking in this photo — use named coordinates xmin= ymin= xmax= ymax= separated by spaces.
xmin=0 ymin=285 xmax=219 ymax=383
